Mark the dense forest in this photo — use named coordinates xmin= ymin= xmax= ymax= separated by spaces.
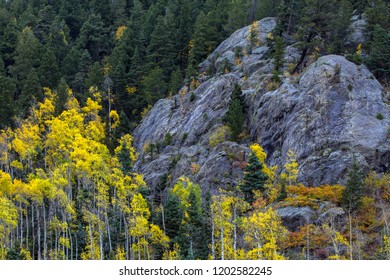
xmin=0 ymin=0 xmax=389 ymax=260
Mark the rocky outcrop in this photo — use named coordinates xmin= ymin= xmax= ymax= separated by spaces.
xmin=250 ymin=55 xmax=390 ymax=186
xmin=133 ymin=18 xmax=390 ymax=191
xmin=277 ymin=203 xmax=346 ymax=232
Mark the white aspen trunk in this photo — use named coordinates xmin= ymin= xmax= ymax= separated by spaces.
xmin=32 ymin=204 xmax=35 ymax=260
xmin=123 ymin=216 xmax=129 ymax=260
xmin=43 ymin=205 xmax=47 ymax=260
xmin=99 ymin=228 xmax=103 ymax=260
xmin=220 ymin=222 xmax=224 ymax=260
xmin=37 ymin=206 xmax=41 ymax=260
xmin=26 ymin=205 xmax=29 ymax=250
xmin=19 ymin=202 xmax=23 ymax=247
xmin=105 ymin=214 xmax=112 ymax=253
xmin=68 ymin=227 xmax=73 ymax=260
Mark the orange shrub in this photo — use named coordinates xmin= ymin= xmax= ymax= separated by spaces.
xmin=286 ymin=184 xmax=345 ymax=204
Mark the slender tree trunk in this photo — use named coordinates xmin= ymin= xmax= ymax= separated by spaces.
xmin=250 ymin=0 xmax=258 ymax=23
xmin=43 ymin=204 xmax=47 ymax=260
xmin=37 ymin=206 xmax=41 ymax=260
xmin=105 ymin=214 xmax=112 ymax=254
xmin=19 ymin=203 xmax=23 ymax=247
xmin=287 ymin=1 xmax=294 ymax=35
xmin=99 ymin=228 xmax=103 ymax=260
xmin=26 ymin=205 xmax=29 ymax=251
xmin=32 ymin=204 xmax=35 ymax=259
xmin=123 ymin=216 xmax=129 ymax=260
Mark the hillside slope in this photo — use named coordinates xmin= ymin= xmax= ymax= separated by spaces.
xmin=133 ymin=18 xmax=390 ymax=190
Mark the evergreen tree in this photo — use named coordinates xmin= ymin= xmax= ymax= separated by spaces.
xmin=169 ymin=67 xmax=183 ymax=95
xmin=293 ymin=0 xmax=337 ymax=72
xmin=224 ymin=0 xmax=250 ymax=35
xmin=0 ymin=62 xmax=16 ymax=127
xmin=188 ymin=11 xmax=218 ymax=71
xmin=164 ymin=191 xmax=183 ymax=241
xmin=38 ymin=47 xmax=59 ymax=89
xmin=55 ymin=77 xmax=69 ymax=116
xmin=225 ymin=84 xmax=245 ymax=141
xmin=342 ymin=158 xmax=364 ymax=212
xmin=19 ymin=68 xmax=42 ymax=113
xmin=9 ymin=27 xmax=42 ymax=91
xmin=77 ymin=13 xmax=110 ymax=61
xmin=273 ymin=36 xmax=285 ymax=71
xmin=365 ymin=25 xmax=390 ymax=80
xmin=85 ymin=62 xmax=104 ymax=90
xmin=147 ymin=11 xmax=178 ymax=78
xmin=143 ymin=67 xmax=167 ymax=105
xmin=240 ymin=152 xmax=268 ymax=203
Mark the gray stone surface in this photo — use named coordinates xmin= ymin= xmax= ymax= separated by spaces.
xmin=277 ymin=206 xmax=315 ymax=231
xmin=132 ymin=18 xmax=390 ymax=191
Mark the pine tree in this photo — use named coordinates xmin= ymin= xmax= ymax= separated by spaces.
xmin=77 ymin=13 xmax=110 ymax=61
xmin=0 ymin=70 xmax=16 ymax=128
xmin=273 ymin=36 xmax=285 ymax=71
xmin=225 ymin=84 xmax=245 ymax=141
xmin=342 ymin=158 xmax=364 ymax=212
xmin=240 ymin=152 xmax=268 ymax=203
xmin=38 ymin=47 xmax=59 ymax=89
xmin=55 ymin=78 xmax=69 ymax=116
xmin=365 ymin=24 xmax=390 ymax=80
xmin=143 ymin=67 xmax=167 ymax=106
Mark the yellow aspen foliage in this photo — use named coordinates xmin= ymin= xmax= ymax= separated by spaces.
xmin=0 ymin=129 xmax=12 ymax=169
xmin=126 ymin=86 xmax=137 ymax=94
xmin=249 ymin=143 xmax=277 ymax=180
xmin=356 ymin=43 xmax=362 ymax=55
xmin=242 ymin=207 xmax=287 ymax=260
xmin=12 ymin=122 xmax=41 ymax=165
xmin=109 ymin=110 xmax=120 ymax=130
xmin=115 ymin=25 xmax=127 ymax=40
xmin=115 ymin=246 xmax=126 ymax=260
xmin=210 ymin=193 xmax=235 ymax=260
xmin=0 ymin=196 xmax=18 ymax=259
xmin=81 ymin=225 xmax=101 ymax=260
xmin=248 ymin=21 xmax=259 ymax=47
xmin=162 ymin=243 xmax=181 ymax=260
xmin=141 ymin=105 xmax=152 ymax=119
xmin=280 ymin=150 xmax=299 ymax=186
xmin=381 ymin=235 xmax=390 ymax=259
xmin=114 ymin=134 xmax=137 ymax=165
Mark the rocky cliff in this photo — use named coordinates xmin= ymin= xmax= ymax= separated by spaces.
xmin=133 ymin=17 xmax=390 ymax=191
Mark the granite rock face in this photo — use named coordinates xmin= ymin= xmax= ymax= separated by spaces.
xmin=132 ymin=18 xmax=390 ymax=191
xmin=250 ymin=55 xmax=390 ymax=186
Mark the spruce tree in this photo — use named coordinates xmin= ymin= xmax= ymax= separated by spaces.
xmin=273 ymin=36 xmax=285 ymax=71
xmin=342 ymin=158 xmax=364 ymax=212
xmin=225 ymin=84 xmax=245 ymax=141
xmin=240 ymin=152 xmax=268 ymax=204
xmin=38 ymin=47 xmax=59 ymax=89
xmin=143 ymin=67 xmax=167 ymax=105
